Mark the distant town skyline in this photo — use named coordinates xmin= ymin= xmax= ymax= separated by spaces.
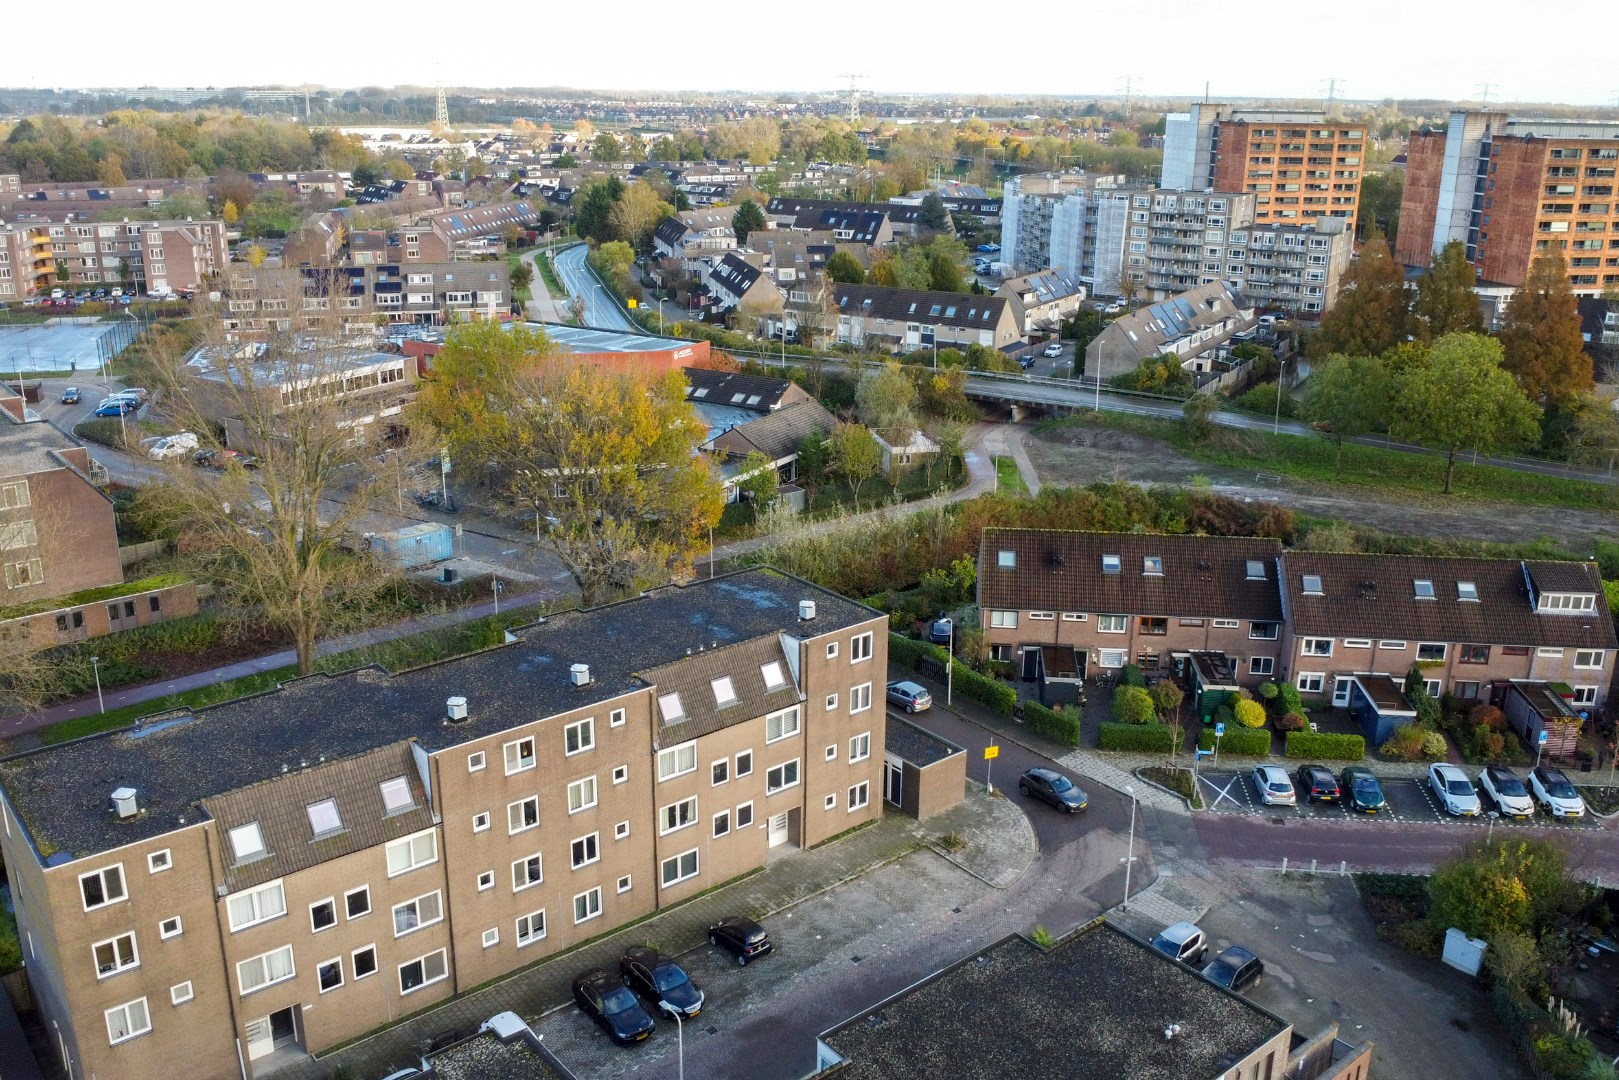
xmin=9 ymin=0 xmax=1619 ymax=110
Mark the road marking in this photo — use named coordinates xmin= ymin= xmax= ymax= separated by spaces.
xmin=1200 ymin=773 xmax=1246 ymax=811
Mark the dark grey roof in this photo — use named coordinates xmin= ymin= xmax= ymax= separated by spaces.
xmin=641 ymin=636 xmax=803 ymax=743
xmin=885 ymin=717 xmax=961 ymax=767
xmin=709 ymin=253 xmax=764 ymax=300
xmin=0 ymin=570 xmax=879 ymax=863
xmin=768 ymin=197 xmax=920 ymax=226
xmin=833 ymin=284 xmax=1009 ymax=330
xmin=654 ymin=217 xmax=690 ymax=247
xmin=803 ymin=209 xmax=888 ymax=243
xmin=428 ymin=1030 xmax=568 ymax=1080
xmin=709 ymin=400 xmax=837 ymax=461
xmin=682 ymin=367 xmax=807 ymax=412
xmin=820 ymin=923 xmax=1287 ymax=1080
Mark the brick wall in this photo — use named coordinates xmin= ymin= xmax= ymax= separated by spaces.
xmin=1395 ymin=130 xmax=1447 ymax=268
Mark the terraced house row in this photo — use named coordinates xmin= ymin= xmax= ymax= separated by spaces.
xmin=978 ymin=530 xmax=1616 ymax=735
xmin=0 ymin=570 xmax=887 ymax=1079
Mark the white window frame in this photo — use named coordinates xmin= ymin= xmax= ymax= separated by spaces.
xmin=850 ymin=683 xmax=872 ymax=714
xmin=613 ymin=764 xmax=628 ymax=785
xmin=658 ymin=741 xmax=697 ymax=781
xmin=352 ymin=945 xmax=378 ymax=981
xmin=159 ymin=916 xmax=182 ymax=940
xmin=105 ymin=997 xmax=151 ymax=1045
xmin=1575 ymin=649 xmax=1606 ymax=669
xmin=385 ymin=830 xmax=438 ymax=878
xmin=766 ymin=705 xmax=801 ymax=743
xmin=661 ymin=848 xmax=699 ymax=888
xmin=1424 ymin=678 xmax=1443 ymax=698
xmin=989 ymin=610 xmax=1019 ymax=629
xmin=309 ymin=898 xmax=336 ymax=934
xmin=1249 ymin=656 xmax=1275 ymax=676
xmin=825 ymin=744 xmax=838 ymax=761
xmin=567 ymin=775 xmax=598 ymax=813
xmin=92 ymin=932 xmax=140 ymax=978
xmin=237 ymin=945 xmax=295 ymax=996
xmin=398 ymin=948 xmax=448 ymax=995
xmin=826 ymin=640 xmax=839 ymax=660
xmin=1300 ymin=638 xmax=1333 ymax=657
xmin=1573 ymin=685 xmax=1599 ymax=706
xmin=849 ymin=781 xmax=870 ymax=811
xmin=571 ymin=832 xmax=601 ymax=869
xmin=610 ymin=707 xmax=626 ymax=728
xmin=713 ymin=809 xmax=731 ymax=837
xmin=504 ymin=736 xmax=536 ymax=775
xmin=379 ymin=776 xmax=413 ymax=815
xmin=615 ymin=819 xmax=630 ymax=840
xmin=1097 ymin=614 xmax=1127 ymax=634
xmin=736 ymin=750 xmax=753 ymax=778
xmin=512 ymin=852 xmax=544 ymax=892
xmin=391 ymin=891 xmax=443 ymax=938
xmin=617 ymin=875 xmax=633 ymax=894
xmin=478 ymin=870 xmax=495 ymax=892
xmin=660 ymin=796 xmax=699 ymax=835
xmin=565 ymin=717 xmax=596 ymax=756
xmin=1538 ymin=646 xmax=1566 ymax=658
xmin=1029 ymin=611 xmax=1055 ymax=621
xmin=226 ymin=881 xmax=286 ymax=932
xmin=1248 ymin=622 xmax=1279 ymax=641
xmin=737 ymin=801 xmax=755 ymax=829
xmin=516 ymin=909 xmax=547 ymax=947
xmin=345 ymin=886 xmax=371 ymax=920
xmin=824 ymin=792 xmax=837 ymax=810
xmin=849 ymin=732 xmax=871 ymax=762
xmin=1063 ymin=612 xmax=1089 ymax=622
xmin=825 ymin=693 xmax=839 ymax=711
xmin=851 ymin=631 xmax=874 ymax=662
xmin=147 ymin=850 xmax=171 ymax=874
xmin=1379 ymin=640 xmax=1407 ymax=650
xmin=482 ymin=928 xmax=500 ymax=949
xmin=712 ymin=759 xmax=730 ymax=786
xmin=1098 ymin=648 xmax=1127 ymax=669
xmin=1343 ymin=639 xmax=1372 ymax=649
xmin=573 ymin=886 xmax=603 ymax=925
xmin=317 ymin=957 xmax=344 ymax=994
xmin=1297 ymin=672 xmax=1326 ymax=694
xmin=1416 ymin=642 xmax=1447 ymax=662
xmin=169 ymin=982 xmax=193 ymax=1006
xmin=1212 ymin=619 xmax=1239 ymax=629
xmin=767 ymin=758 xmax=801 ymax=795
xmin=228 ymin=822 xmax=266 ymax=864
xmin=468 ymin=751 xmax=486 ymax=772
xmin=473 ymin=811 xmax=491 ymax=833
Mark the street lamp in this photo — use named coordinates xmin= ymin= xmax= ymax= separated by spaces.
xmin=671 ymin=1010 xmax=685 ymax=1080
xmin=946 ymin=619 xmax=954 ymax=707
xmin=1485 ymin=810 xmax=1500 ymax=847
xmin=1122 ymin=784 xmax=1138 ymax=909
xmin=90 ymin=655 xmax=105 ymax=714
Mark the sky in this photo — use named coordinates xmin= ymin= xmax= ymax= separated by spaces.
xmin=8 ymin=0 xmax=1619 ymax=109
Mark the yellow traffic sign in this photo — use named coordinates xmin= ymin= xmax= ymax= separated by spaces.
xmin=984 ymin=745 xmax=999 ymax=760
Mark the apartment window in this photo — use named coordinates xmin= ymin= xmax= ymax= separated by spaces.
xmin=379 ymin=776 xmax=413 ymax=814
xmin=305 ymin=798 xmax=343 ymax=838
xmin=661 ymin=849 xmax=699 ymax=888
xmin=504 ymin=737 xmax=536 ymax=774
xmin=1454 ymin=681 xmax=1481 ymax=700
xmin=1576 ymin=650 xmax=1607 ymax=669
xmin=0 ymin=481 xmax=30 ymax=510
xmin=565 ymin=717 xmax=595 ymax=755
xmin=825 ymin=693 xmax=839 ymax=711
xmin=351 ymin=946 xmax=378 ymax=980
xmin=1300 ymin=638 xmax=1333 ymax=657
xmin=1063 ymin=613 xmax=1088 ymax=622
xmin=850 ymin=683 xmax=872 ymax=714
xmin=1343 ymin=639 xmax=1372 ymax=649
xmin=767 ymin=759 xmax=801 ymax=794
xmin=712 ymin=759 xmax=730 ymax=786
xmin=105 ymin=998 xmax=151 ymax=1045
xmin=761 ymin=661 xmax=788 ymax=691
xmin=1379 ymin=640 xmax=1407 ymax=651
xmin=4 ymin=556 xmax=44 ymax=589
xmin=467 ymin=751 xmax=486 ymax=772
xmin=1097 ymin=615 xmax=1127 ymax=634
xmin=80 ymin=865 xmax=127 ymax=911
xmin=1457 ymin=581 xmax=1479 ymax=602
xmin=1503 ymin=646 xmax=1531 ymax=656
xmin=1249 ymin=656 xmax=1275 ymax=676
xmin=147 ymin=850 xmax=171 ymax=874
xmin=766 ymin=705 xmax=801 ymax=742
xmin=852 ymin=631 xmax=874 ymax=661
xmin=398 ymin=949 xmax=448 ymax=995
xmin=736 ymin=750 xmax=753 ymax=778
xmin=568 ymin=776 xmax=598 ymax=813
xmin=473 ymin=811 xmax=491 ymax=833
xmin=1417 ymin=643 xmax=1447 ymax=662
xmin=570 ymin=832 xmax=601 ymax=869
xmin=825 ymin=744 xmax=838 ymax=762
xmin=610 ymin=707 xmax=626 ymax=728
xmin=170 ymin=982 xmax=193 ymax=1006
xmin=1212 ymin=619 xmax=1239 ymax=629
xmin=516 ymin=910 xmax=547 ymax=947
xmin=317 ymin=958 xmax=344 ymax=993
xmin=238 ymin=945 xmax=295 ymax=995
xmin=826 ymin=641 xmax=839 ymax=660
xmin=345 ymin=886 xmax=370 ymax=920
xmin=93 ymin=933 xmax=139 ymax=978
xmin=512 ymin=853 xmax=544 ymax=891
xmin=1574 ymin=686 xmax=1599 ymax=706
xmin=850 ymin=732 xmax=871 ymax=762
xmin=1459 ymin=645 xmax=1490 ymax=665
xmin=310 ymin=899 xmax=337 ymax=933
xmin=481 ymin=928 xmax=500 ymax=949
xmin=661 ymin=797 xmax=698 ymax=834
xmin=573 ymin=887 xmax=603 ymax=925
xmin=988 ymin=610 xmax=1018 ymax=629
xmin=1297 ymin=673 xmax=1326 ymax=694
xmin=849 ymin=781 xmax=871 ymax=811
xmin=510 ymin=794 xmax=543 ymax=831
xmin=227 ymin=881 xmax=286 ymax=931
xmin=385 ymin=830 xmax=438 ymax=877
xmin=392 ymin=892 xmax=442 ymax=937
xmin=713 ymin=810 xmax=731 ymax=838
xmin=1138 ymin=617 xmax=1168 ymax=636
xmin=229 ymin=823 xmax=267 ymax=864
xmin=658 ymin=741 xmax=698 ymax=781
xmin=617 ymin=875 xmax=633 ymax=894
xmin=711 ymin=676 xmax=738 ymax=708
xmin=615 ymin=817 xmax=631 ymax=839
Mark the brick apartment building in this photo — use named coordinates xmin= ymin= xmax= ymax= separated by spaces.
xmin=1395 ymin=110 xmax=1619 ymax=293
xmin=0 ymin=388 xmax=196 ymax=644
xmin=0 ymin=218 xmax=227 ymax=301
xmin=1162 ymin=104 xmax=1365 ymax=232
xmin=220 ymin=262 xmax=509 ymax=340
xmin=0 ymin=570 xmax=886 ymax=1079
xmin=830 ymin=284 xmax=1022 ymax=353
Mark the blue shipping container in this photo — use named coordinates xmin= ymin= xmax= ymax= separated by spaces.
xmin=366 ymin=523 xmax=454 ymax=570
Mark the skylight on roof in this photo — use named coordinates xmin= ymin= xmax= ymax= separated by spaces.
xmin=1246 ymin=560 xmax=1266 ymax=580
xmin=307 ymin=799 xmax=342 ymax=837
xmin=380 ymin=776 xmax=413 ymax=814
xmin=1102 ymin=554 xmax=1122 ymax=574
xmin=712 ymin=676 xmax=738 ymax=708
xmin=1457 ymin=581 xmax=1479 ymax=602
xmin=997 ymin=550 xmax=1016 ymax=569
xmin=1143 ymin=556 xmax=1163 ymax=576
xmin=1302 ymin=574 xmax=1323 ymax=595
xmin=229 ymin=822 xmax=265 ymax=862
xmin=658 ymin=692 xmax=686 ymax=724
xmin=761 ymin=661 xmax=787 ymax=691
xmin=1413 ymin=579 xmax=1435 ymax=600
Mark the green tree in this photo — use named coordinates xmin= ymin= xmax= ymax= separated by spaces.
xmin=1499 ymin=253 xmax=1593 ymax=407
xmin=608 ymin=182 xmax=673 ymax=253
xmin=1413 ymin=242 xmax=1483 ymax=340
xmin=1111 ymin=685 xmax=1156 ymax=724
xmin=1356 ymin=169 xmax=1404 ymax=244
xmin=918 ymin=191 xmax=951 ymax=229
xmin=827 ymin=422 xmax=882 ymax=510
xmin=796 ymin=431 xmax=831 ymax=494
xmin=509 ymin=260 xmax=534 ymax=294
xmin=1566 ymin=396 xmax=1619 ymax=474
xmin=1392 ymin=333 xmax=1542 ymax=493
xmin=731 ymin=199 xmax=766 ymax=245
xmin=572 ymin=175 xmax=625 ymax=245
xmin=221 ymin=198 xmax=240 ymax=226
xmin=1150 ymin=679 xmax=1185 ymax=723
xmin=1182 ymin=393 xmax=1220 ymax=442
xmin=1233 ymin=698 xmax=1266 ymax=728
xmin=737 ymin=450 xmax=780 ymax=519
xmin=591 ymin=133 xmax=623 ymax=162
xmin=1308 ymin=234 xmax=1411 ymax=360
xmin=868 ymin=257 xmax=897 ymax=287
xmin=1428 ymin=856 xmax=1531 ymax=942
xmin=927 ymin=250 xmax=965 ymax=292
xmin=855 ymin=360 xmax=920 ymax=438
xmin=825 ymin=250 xmax=866 ymax=285
xmin=553 ymin=153 xmax=579 ymax=169
xmin=1301 ymin=353 xmax=1394 ymax=475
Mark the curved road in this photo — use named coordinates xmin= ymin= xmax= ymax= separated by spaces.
xmin=550 ymin=243 xmax=636 ymax=331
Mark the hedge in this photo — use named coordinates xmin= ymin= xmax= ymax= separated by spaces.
xmin=887 ymin=633 xmax=946 ymax=671
xmin=953 ymin=658 xmax=1016 ymax=715
xmin=1025 ymin=701 xmax=1082 ymax=747
xmin=1197 ymin=726 xmax=1272 ymax=756
xmin=1099 ymin=722 xmax=1175 ymax=753
xmin=1277 ymin=682 xmax=1307 ymax=715
xmin=1284 ymin=730 xmax=1366 ymax=761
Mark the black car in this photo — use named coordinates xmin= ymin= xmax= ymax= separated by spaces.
xmin=708 ymin=916 xmax=773 ymax=966
xmin=572 ymin=969 xmax=656 ymax=1044
xmin=60 ymin=387 xmax=81 ymax=404
xmin=1202 ymin=946 xmax=1264 ymax=992
xmin=928 ymin=617 xmax=954 ymax=646
xmin=1294 ymin=764 xmax=1341 ymax=804
xmin=1018 ymin=767 xmax=1088 ymax=813
xmin=620 ymin=946 xmax=704 ymax=1019
xmin=1339 ymin=766 xmax=1387 ymax=814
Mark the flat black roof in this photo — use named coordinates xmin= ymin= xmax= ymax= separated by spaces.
xmin=0 ymin=569 xmax=879 ymax=863
xmin=885 ymin=717 xmax=961 ymax=767
xmin=820 ymin=922 xmax=1287 ymax=1080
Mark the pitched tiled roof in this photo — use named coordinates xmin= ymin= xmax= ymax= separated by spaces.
xmin=709 ymin=400 xmax=837 ymax=460
xmin=978 ymin=529 xmax=1284 ymax=621
xmin=1280 ymin=553 xmax=1616 ymax=648
xmin=640 ymin=636 xmax=803 ymax=744
xmin=768 ymin=197 xmax=921 ymax=226
xmin=682 ymin=367 xmax=807 ymax=412
xmin=832 ymin=284 xmax=1009 ymax=330
xmin=709 ymin=252 xmax=764 ymax=301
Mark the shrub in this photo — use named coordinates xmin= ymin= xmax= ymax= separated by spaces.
xmin=1275 ymin=711 xmax=1308 ymax=733
xmin=1215 ymin=704 xmax=1235 ymax=728
xmin=1197 ymin=725 xmax=1272 ymax=756
xmin=1277 ymin=682 xmax=1306 ymax=715
xmin=1099 ymin=722 xmax=1175 ymax=752
xmin=952 ymin=659 xmax=1016 ymax=715
xmin=1112 ymin=685 xmax=1157 ymax=724
xmin=1121 ymin=664 xmax=1147 ymax=688
xmin=1471 ymin=704 xmax=1508 ymax=731
xmin=1284 ymin=730 xmax=1365 ymax=760
xmin=1421 ymin=731 xmax=1448 ymax=760
xmin=1024 ymin=701 xmax=1082 ymax=748
xmin=1535 ymin=1033 xmax=1597 ymax=1079
xmin=1258 ymin=681 xmax=1280 ymax=701
xmin=1472 ymin=726 xmax=1507 ymax=760
xmin=1383 ymin=725 xmax=1427 ymax=762
xmin=1233 ymin=698 xmax=1267 ymax=728
xmin=888 ymin=633 xmax=946 ymax=671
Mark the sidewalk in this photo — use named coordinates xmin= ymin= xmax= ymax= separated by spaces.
xmin=273 ymin=792 xmax=1034 ymax=1080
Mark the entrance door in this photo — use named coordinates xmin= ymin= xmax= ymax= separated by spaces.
xmin=884 ymin=757 xmax=903 ymax=806
xmin=1020 ymin=647 xmax=1041 ymax=682
xmin=1332 ymin=676 xmax=1354 ymax=709
xmin=269 ymin=1007 xmax=298 ymax=1050
xmin=768 ymin=812 xmax=790 ymax=848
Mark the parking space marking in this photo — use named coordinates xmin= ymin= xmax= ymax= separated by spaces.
xmin=1198 ymin=771 xmax=1250 ymax=812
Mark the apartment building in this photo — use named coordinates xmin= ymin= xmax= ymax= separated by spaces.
xmin=1396 ymin=110 xmax=1619 ymax=293
xmin=999 ymin=173 xmax=1136 ymax=293
xmin=0 ymin=218 xmax=226 ymax=300
xmin=1084 ymin=281 xmax=1256 ymax=383
xmin=0 ymin=570 xmax=886 ymax=1079
xmin=220 ymin=262 xmax=509 ymax=339
xmin=1162 ymin=104 xmax=1365 ymax=231
xmin=830 ymin=283 xmax=1022 ymax=353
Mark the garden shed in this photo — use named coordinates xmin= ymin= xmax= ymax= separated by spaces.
xmin=1186 ymin=651 xmax=1240 ymax=721
xmin=1346 ymin=673 xmax=1418 ymax=747
xmin=1036 ymin=644 xmax=1085 ymax=707
xmin=1500 ymin=680 xmax=1583 ymax=758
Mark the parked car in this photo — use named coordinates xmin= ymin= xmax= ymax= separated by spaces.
xmin=1479 ymin=766 xmax=1535 ymax=818
xmin=1251 ymin=764 xmax=1297 ymax=807
xmin=146 ymin=432 xmax=199 ymax=460
xmin=708 ymin=916 xmax=773 ymax=966
xmin=1017 ymin=767 xmax=1088 ymax=813
xmin=619 ymin=947 xmax=704 ymax=1019
xmin=1150 ymin=921 xmax=1208 ymax=966
xmin=60 ymin=387 xmax=80 ymax=404
xmin=93 ymin=401 xmax=136 ymax=417
xmin=1339 ymin=766 xmax=1387 ymax=813
xmin=1529 ymin=766 xmax=1587 ymax=818
xmin=1018 ymin=354 xmax=1037 ymax=369
xmin=1042 ymin=341 xmax=1063 ymax=358
xmin=886 ymin=680 xmax=932 ymax=713
xmin=928 ymin=617 xmax=953 ymax=646
xmin=1294 ymin=764 xmax=1340 ymax=804
xmin=1428 ymin=763 xmax=1481 ymax=817
xmin=1202 ymin=946 xmax=1264 ymax=992
xmin=194 ymin=448 xmax=258 ymax=470
xmin=571 ymin=969 xmax=655 ymax=1044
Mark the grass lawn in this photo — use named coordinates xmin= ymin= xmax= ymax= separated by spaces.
xmin=1047 ymin=411 xmax=1612 ymax=510
xmin=505 ymin=253 xmax=532 ymax=303
xmin=994 ymin=455 xmax=1029 ymax=494
xmin=36 ymin=667 xmax=297 ymax=745
xmin=536 ymin=252 xmax=565 ymax=297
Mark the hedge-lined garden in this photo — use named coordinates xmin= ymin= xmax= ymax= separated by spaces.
xmin=886 ymin=633 xmax=1015 ymax=716
xmin=1100 ymin=722 xmax=1176 ymax=753
xmin=1284 ymin=730 xmax=1366 ymax=761
xmin=1197 ymin=725 xmax=1273 ymax=756
xmin=1024 ymin=701 xmax=1081 ymax=747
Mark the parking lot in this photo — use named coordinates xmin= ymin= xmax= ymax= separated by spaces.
xmin=1195 ymin=767 xmax=1603 ymax=831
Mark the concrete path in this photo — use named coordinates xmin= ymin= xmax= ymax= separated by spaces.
xmin=519 ymin=244 xmax=573 ymax=323
xmin=981 ymin=424 xmax=1042 ymax=496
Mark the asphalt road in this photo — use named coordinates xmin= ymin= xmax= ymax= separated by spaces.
xmin=553 ymin=243 xmax=636 ymax=332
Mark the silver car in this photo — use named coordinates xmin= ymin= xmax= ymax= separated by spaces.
xmin=1429 ymin=763 xmax=1481 ymax=817
xmin=885 ymin=681 xmax=932 ymax=713
xmin=1251 ymin=765 xmax=1296 ymax=807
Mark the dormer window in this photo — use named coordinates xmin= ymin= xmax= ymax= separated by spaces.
xmin=658 ymin=692 xmax=686 ymax=724
xmin=229 ymin=822 xmax=266 ymax=864
xmin=1301 ymin=574 xmax=1323 ymax=596
xmin=1246 ymin=560 xmax=1266 ymax=580
xmin=761 ymin=662 xmax=787 ymax=692
xmin=1142 ymin=556 xmax=1163 ymax=576
xmin=1413 ymin=579 xmax=1435 ymax=600
xmin=379 ymin=777 xmax=413 ymax=815
xmin=306 ymin=799 xmax=342 ymax=838
xmin=1102 ymin=554 xmax=1122 ymax=574
xmin=1457 ymin=581 xmax=1479 ymax=602
xmin=712 ymin=677 xmax=738 ymax=708
xmin=1539 ymin=592 xmax=1597 ymax=613
xmin=997 ymin=550 xmax=1016 ymax=569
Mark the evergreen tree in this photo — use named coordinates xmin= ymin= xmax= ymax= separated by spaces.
xmin=1499 ymin=254 xmax=1593 ymax=407
xmin=1308 ymin=234 xmax=1411 ymax=360
xmin=1413 ymin=241 xmax=1483 ymax=340
xmin=731 ymin=199 xmax=766 ymax=245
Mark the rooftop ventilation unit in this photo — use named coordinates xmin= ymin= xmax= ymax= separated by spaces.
xmin=570 ymin=663 xmax=591 ymax=687
xmin=111 ymin=787 xmax=138 ymax=819
xmin=799 ymin=600 xmax=817 ymax=621
xmin=446 ymin=696 xmax=469 ymax=722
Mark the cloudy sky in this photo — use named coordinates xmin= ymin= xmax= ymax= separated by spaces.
xmin=8 ymin=0 xmax=1618 ymax=108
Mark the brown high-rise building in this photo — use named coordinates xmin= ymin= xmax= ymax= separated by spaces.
xmin=1395 ymin=110 xmax=1619 ymax=293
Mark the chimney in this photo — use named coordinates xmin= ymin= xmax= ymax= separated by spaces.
xmin=111 ymin=787 xmax=138 ymax=819
xmin=446 ymin=695 xmax=469 ymax=722
xmin=570 ymin=663 xmax=591 ymax=687
xmin=799 ymin=599 xmax=817 ymax=621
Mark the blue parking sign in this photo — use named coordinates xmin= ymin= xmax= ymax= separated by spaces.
xmin=1214 ymin=722 xmax=1226 ymax=737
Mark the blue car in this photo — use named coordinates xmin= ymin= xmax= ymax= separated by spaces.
xmin=94 ymin=401 xmax=135 ymax=417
